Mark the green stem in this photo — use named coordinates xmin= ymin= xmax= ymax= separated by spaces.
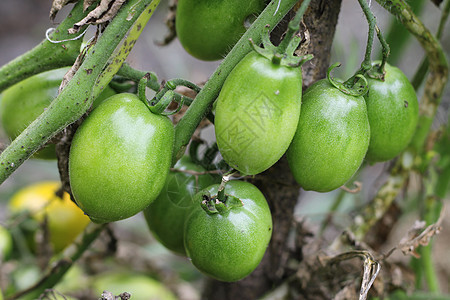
xmin=419 ymin=196 xmax=441 ymax=293
xmin=357 ymin=0 xmax=377 ymax=72
xmin=375 ymin=25 xmax=390 ymax=74
xmin=150 ymin=90 xmax=175 ymax=115
xmin=383 ymin=0 xmax=426 ymax=64
xmin=411 ymin=0 xmax=450 ymax=90
xmin=172 ymin=0 xmax=299 ymax=164
xmin=117 ymin=62 xmax=160 ymax=91
xmin=0 ymin=1 xmax=93 ymax=93
xmin=276 ymin=0 xmax=312 ymax=54
xmin=0 ymin=0 xmax=161 ymax=185
xmin=138 ymin=73 xmax=152 ymax=109
xmin=343 ymin=0 xmax=379 ymax=87
xmin=7 ymin=223 xmax=106 ymax=300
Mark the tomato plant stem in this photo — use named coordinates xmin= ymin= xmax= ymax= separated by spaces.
xmin=276 ymin=0 xmax=312 ymax=54
xmin=0 ymin=1 xmax=92 ymax=93
xmin=0 ymin=0 xmax=161 ymax=185
xmin=172 ymin=0 xmax=299 ymax=164
xmin=412 ymin=0 xmax=450 ymax=89
xmin=117 ymin=63 xmax=160 ymax=91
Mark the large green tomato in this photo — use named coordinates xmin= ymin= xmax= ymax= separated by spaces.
xmin=176 ymin=0 xmax=265 ymax=61
xmin=287 ymin=79 xmax=370 ymax=193
xmin=0 ymin=68 xmax=115 ymax=159
xmin=184 ymin=180 xmax=272 ymax=282
xmin=215 ymin=51 xmax=302 ymax=175
xmin=144 ymin=156 xmax=218 ymax=255
xmin=69 ymin=93 xmax=174 ymax=223
xmin=365 ymin=62 xmax=419 ymax=162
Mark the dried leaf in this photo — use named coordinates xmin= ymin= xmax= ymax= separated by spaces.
xmin=69 ymin=0 xmax=127 ymax=34
xmin=84 ymin=0 xmax=98 ymax=11
xmin=50 ymin=0 xmax=78 ymax=20
xmin=397 ymin=207 xmax=444 ymax=257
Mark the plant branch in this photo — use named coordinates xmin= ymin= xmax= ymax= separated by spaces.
xmin=0 ymin=0 xmax=161 ymax=185
xmin=0 ymin=1 xmax=95 ymax=93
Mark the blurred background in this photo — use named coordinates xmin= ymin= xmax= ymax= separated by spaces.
xmin=0 ymin=0 xmax=449 ymax=298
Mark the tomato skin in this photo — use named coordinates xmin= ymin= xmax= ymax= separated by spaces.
xmin=215 ymin=51 xmax=302 ymax=175
xmin=0 ymin=69 xmax=115 ymax=159
xmin=143 ymin=156 xmax=218 ymax=256
xmin=287 ymin=79 xmax=370 ymax=192
xmin=365 ymin=63 xmax=419 ymax=162
xmin=8 ymin=181 xmax=91 ymax=253
xmin=184 ymin=180 xmax=272 ymax=282
xmin=176 ymin=0 xmax=265 ymax=61
xmin=69 ymin=93 xmax=174 ymax=224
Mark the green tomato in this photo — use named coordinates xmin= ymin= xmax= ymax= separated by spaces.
xmin=0 ymin=224 xmax=12 ymax=260
xmin=0 ymin=68 xmax=116 ymax=159
xmin=365 ymin=63 xmax=419 ymax=162
xmin=176 ymin=0 xmax=265 ymax=61
xmin=184 ymin=180 xmax=272 ymax=282
xmin=69 ymin=93 xmax=174 ymax=223
xmin=215 ymin=51 xmax=302 ymax=175
xmin=92 ymin=272 xmax=176 ymax=300
xmin=287 ymin=79 xmax=370 ymax=192
xmin=144 ymin=156 xmax=218 ymax=255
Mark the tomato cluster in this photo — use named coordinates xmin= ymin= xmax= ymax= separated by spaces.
xmin=0 ymin=0 xmax=420 ymax=287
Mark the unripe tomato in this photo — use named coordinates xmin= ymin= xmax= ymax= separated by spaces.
xmin=176 ymin=0 xmax=265 ymax=61
xmin=287 ymin=79 xmax=370 ymax=192
xmin=0 ymin=68 xmax=116 ymax=159
xmin=69 ymin=93 xmax=175 ymax=223
xmin=184 ymin=180 xmax=272 ymax=282
xmin=0 ymin=224 xmax=12 ymax=260
xmin=215 ymin=51 xmax=302 ymax=175
xmin=144 ymin=156 xmax=218 ymax=255
xmin=8 ymin=181 xmax=91 ymax=253
xmin=365 ymin=63 xmax=419 ymax=162
xmin=92 ymin=272 xmax=176 ymax=300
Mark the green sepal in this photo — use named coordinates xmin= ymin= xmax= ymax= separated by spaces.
xmin=327 ymin=63 xmax=369 ymax=97
xmin=249 ymin=29 xmax=313 ymax=68
xmin=365 ymin=62 xmax=386 ymax=81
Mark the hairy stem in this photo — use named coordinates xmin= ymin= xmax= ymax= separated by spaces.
xmin=0 ymin=0 xmax=160 ymax=184
xmin=0 ymin=1 xmax=94 ymax=92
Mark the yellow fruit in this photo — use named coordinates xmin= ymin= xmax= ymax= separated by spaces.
xmin=9 ymin=181 xmax=90 ymax=252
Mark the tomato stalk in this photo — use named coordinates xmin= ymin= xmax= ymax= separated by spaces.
xmin=0 ymin=0 xmax=161 ymax=185
xmin=0 ymin=1 xmax=94 ymax=93
xmin=172 ymin=0 xmax=300 ymax=164
xmin=411 ymin=0 xmax=450 ymax=90
xmin=342 ymin=0 xmax=390 ymax=89
xmin=276 ymin=0 xmax=312 ymax=55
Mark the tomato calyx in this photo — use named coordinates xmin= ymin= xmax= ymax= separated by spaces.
xmin=327 ymin=62 xmax=369 ymax=97
xmin=249 ymin=26 xmax=313 ymax=68
xmin=200 ymin=192 xmax=243 ymax=216
xmin=365 ymin=62 xmax=386 ymax=81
